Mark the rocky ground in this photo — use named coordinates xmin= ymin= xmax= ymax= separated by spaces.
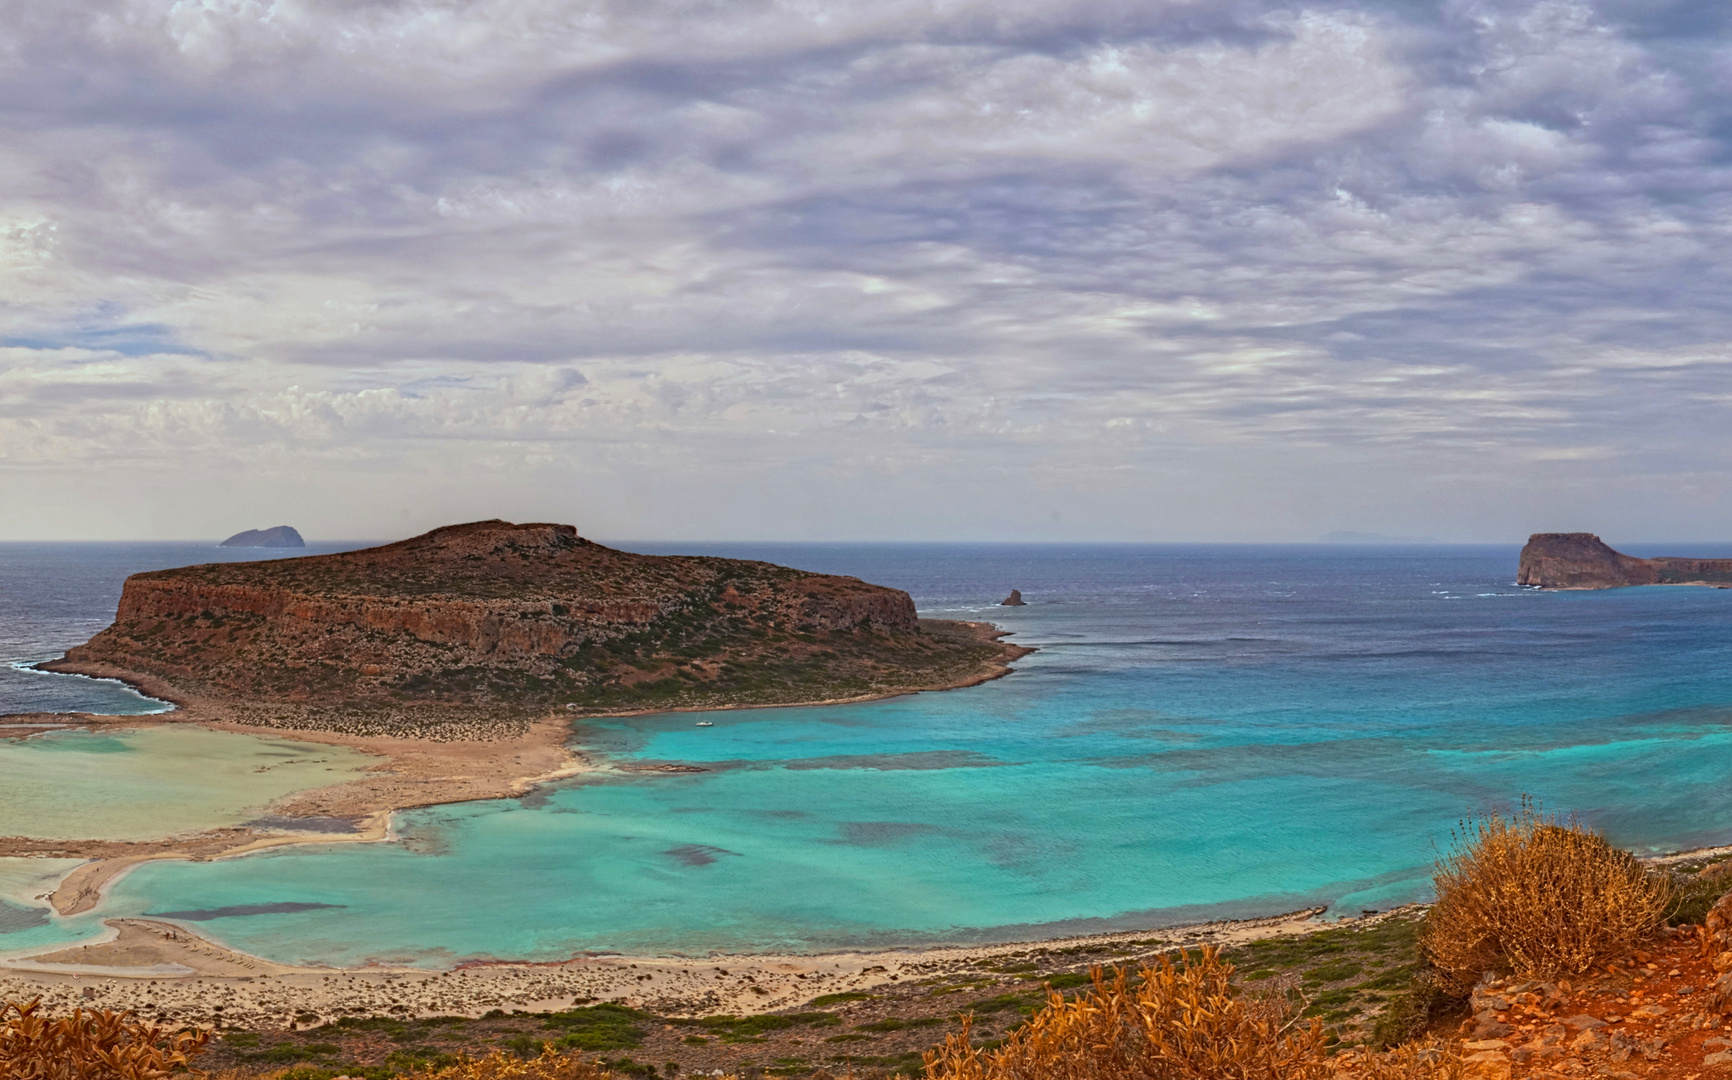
xmin=1423 ymin=925 xmax=1728 ymax=1079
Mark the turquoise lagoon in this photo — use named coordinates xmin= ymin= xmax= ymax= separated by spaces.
xmin=8 ymin=542 xmax=1732 ymax=964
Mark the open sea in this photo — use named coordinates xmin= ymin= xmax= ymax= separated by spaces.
xmin=6 ymin=540 xmax=1732 ymax=965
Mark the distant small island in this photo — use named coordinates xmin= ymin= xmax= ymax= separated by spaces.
xmin=220 ymin=525 xmax=305 ymax=548
xmin=1518 ymin=532 xmax=1732 ymax=589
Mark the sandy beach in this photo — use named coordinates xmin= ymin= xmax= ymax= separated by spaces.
xmin=0 ymin=905 xmax=1381 ymax=1029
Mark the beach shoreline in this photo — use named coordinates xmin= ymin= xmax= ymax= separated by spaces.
xmin=0 ymin=903 xmax=1379 ymax=1028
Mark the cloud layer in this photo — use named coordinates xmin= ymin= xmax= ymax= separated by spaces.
xmin=3 ymin=0 xmax=1731 ymax=541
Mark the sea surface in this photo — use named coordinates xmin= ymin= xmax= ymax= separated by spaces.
xmin=6 ymin=541 xmax=1732 ymax=965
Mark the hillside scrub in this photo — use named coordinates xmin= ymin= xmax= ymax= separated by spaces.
xmin=1330 ymin=1038 xmax=1463 ymax=1080
xmin=403 ymin=1048 xmax=615 ymax=1080
xmin=922 ymin=946 xmax=1332 ymax=1080
xmin=1 ymin=998 xmax=209 ymax=1080
xmin=1421 ymin=802 xmax=1671 ymax=995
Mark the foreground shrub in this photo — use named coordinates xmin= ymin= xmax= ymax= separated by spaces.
xmin=405 ymin=1048 xmax=613 ymax=1080
xmin=1332 ymin=1038 xmax=1463 ymax=1080
xmin=1 ymin=998 xmax=209 ymax=1080
xmin=922 ymin=946 xmax=1330 ymax=1080
xmin=1422 ymin=801 xmax=1670 ymax=994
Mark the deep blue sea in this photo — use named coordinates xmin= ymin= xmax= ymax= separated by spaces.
xmin=6 ymin=540 xmax=1732 ymax=965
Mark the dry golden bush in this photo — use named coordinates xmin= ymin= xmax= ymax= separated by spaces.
xmin=1422 ymin=801 xmax=1670 ymax=995
xmin=1330 ymin=1038 xmax=1463 ymax=1080
xmin=0 ymin=997 xmax=209 ymax=1080
xmin=404 ymin=1048 xmax=621 ymax=1080
xmin=922 ymin=946 xmax=1331 ymax=1080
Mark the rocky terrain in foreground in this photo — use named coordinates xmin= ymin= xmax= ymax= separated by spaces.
xmin=1518 ymin=533 xmax=1732 ymax=590
xmin=46 ymin=520 xmax=1022 ymax=735
xmin=1397 ymin=922 xmax=1731 ymax=1080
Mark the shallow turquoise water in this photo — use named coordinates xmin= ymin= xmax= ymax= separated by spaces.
xmin=10 ymin=543 xmax=1732 ymax=964
xmin=0 ymin=726 xmax=378 ymax=841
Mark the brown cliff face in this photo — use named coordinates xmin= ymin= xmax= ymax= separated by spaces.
xmin=1517 ymin=533 xmax=1732 ymax=589
xmin=51 ymin=521 xmax=1009 ymax=731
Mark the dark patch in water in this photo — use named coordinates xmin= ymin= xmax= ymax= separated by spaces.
xmin=247 ymin=815 xmax=363 ymax=834
xmin=0 ymin=900 xmax=50 ymax=934
xmin=663 ymin=844 xmax=741 ymax=867
xmin=517 ymin=788 xmax=554 ymax=809
xmin=835 ymin=821 xmax=938 ymax=846
xmin=146 ymin=901 xmax=345 ymax=921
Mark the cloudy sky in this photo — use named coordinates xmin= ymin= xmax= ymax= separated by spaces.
xmin=3 ymin=0 xmax=1730 ymax=542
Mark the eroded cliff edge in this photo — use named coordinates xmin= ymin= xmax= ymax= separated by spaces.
xmin=1518 ymin=533 xmax=1732 ymax=589
xmin=46 ymin=520 xmax=1028 ymax=736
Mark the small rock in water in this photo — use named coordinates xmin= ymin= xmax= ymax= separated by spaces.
xmin=1000 ymin=589 xmax=1026 ymax=606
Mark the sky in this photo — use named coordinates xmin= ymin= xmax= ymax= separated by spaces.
xmin=3 ymin=0 xmax=1732 ymax=543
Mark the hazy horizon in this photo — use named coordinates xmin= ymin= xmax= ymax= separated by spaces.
xmin=5 ymin=1 xmax=1732 ymax=541
xmin=10 ymin=530 xmax=1732 ymax=549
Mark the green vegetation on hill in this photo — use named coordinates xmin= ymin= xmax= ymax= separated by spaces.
xmin=55 ymin=521 xmax=1017 ymax=735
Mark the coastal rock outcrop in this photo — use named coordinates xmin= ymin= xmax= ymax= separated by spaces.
xmin=1518 ymin=534 xmax=1732 ymax=590
xmin=220 ymin=526 xmax=305 ymax=548
xmin=51 ymin=520 xmax=1017 ymax=733
xmin=1000 ymin=590 xmax=1026 ymax=606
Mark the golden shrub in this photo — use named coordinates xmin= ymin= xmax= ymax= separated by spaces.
xmin=1422 ymin=801 xmax=1670 ymax=994
xmin=405 ymin=1048 xmax=621 ymax=1080
xmin=1331 ymin=1038 xmax=1463 ymax=1080
xmin=922 ymin=946 xmax=1331 ymax=1080
xmin=0 ymin=997 xmax=209 ymax=1080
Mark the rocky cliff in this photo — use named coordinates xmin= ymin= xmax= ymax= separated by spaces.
xmin=50 ymin=521 xmax=1016 ymax=733
xmin=1517 ymin=533 xmax=1732 ymax=589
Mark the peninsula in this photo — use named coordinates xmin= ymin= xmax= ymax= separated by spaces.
xmin=1517 ymin=532 xmax=1732 ymax=589
xmin=8 ymin=520 xmax=1028 ymax=914
xmin=45 ymin=519 xmax=1026 ymax=736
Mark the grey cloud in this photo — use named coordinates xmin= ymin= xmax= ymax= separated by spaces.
xmin=2 ymin=0 xmax=1732 ymax=540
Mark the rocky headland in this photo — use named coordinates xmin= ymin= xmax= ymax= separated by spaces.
xmin=46 ymin=519 xmax=1027 ymax=738
xmin=1517 ymin=533 xmax=1732 ymax=589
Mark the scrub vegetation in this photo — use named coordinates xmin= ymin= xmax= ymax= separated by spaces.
xmin=1 ymin=998 xmax=209 ymax=1080
xmin=56 ymin=522 xmax=1017 ymax=736
xmin=1421 ymin=801 xmax=1671 ymax=995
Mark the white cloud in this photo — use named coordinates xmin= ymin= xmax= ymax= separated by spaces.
xmin=2 ymin=0 xmax=1732 ymax=541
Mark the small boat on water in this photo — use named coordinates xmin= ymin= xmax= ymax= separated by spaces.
xmin=694 ymin=720 xmax=714 ymax=727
